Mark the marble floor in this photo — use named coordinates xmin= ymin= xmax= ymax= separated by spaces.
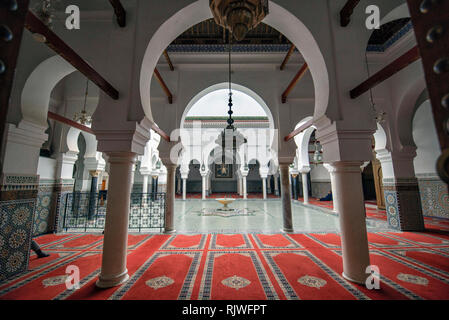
xmin=173 ymin=199 xmax=393 ymax=234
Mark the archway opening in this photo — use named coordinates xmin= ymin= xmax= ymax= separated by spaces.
xmin=141 ymin=0 xmax=329 ymax=125
xmin=180 ymin=87 xmax=272 ymax=197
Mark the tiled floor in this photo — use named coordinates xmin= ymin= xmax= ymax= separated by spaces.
xmin=173 ymin=198 xmax=392 ymax=234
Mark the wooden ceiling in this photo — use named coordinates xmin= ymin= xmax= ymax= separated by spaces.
xmin=368 ymin=18 xmax=411 ymax=45
xmin=170 ymin=17 xmax=412 ymax=48
xmin=171 ymin=19 xmax=289 ymax=46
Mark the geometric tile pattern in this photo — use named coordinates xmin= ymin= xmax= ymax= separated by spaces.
xmin=383 ymin=179 xmax=425 ymax=231
xmin=33 ymin=188 xmax=54 ymax=236
xmin=0 ymin=199 xmax=35 ymax=283
xmin=418 ymin=178 xmax=449 ymax=219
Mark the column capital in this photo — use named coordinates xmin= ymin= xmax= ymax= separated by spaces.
xmin=326 ymin=161 xmax=365 ymax=174
xmin=315 ymin=126 xmax=375 ymax=163
xmin=299 ymin=166 xmax=311 ymax=174
xmin=94 ymin=118 xmax=152 ymax=156
xmin=140 ymin=169 xmax=152 ymax=176
xmin=163 ymin=163 xmax=178 ymax=171
xmin=57 ymin=151 xmax=78 ymax=165
xmin=84 ymin=156 xmax=106 ymax=172
xmin=105 ymin=152 xmax=137 ymax=165
xmin=5 ymin=120 xmax=48 ymax=148
xmin=290 ymin=168 xmax=299 ymax=178
xmin=89 ymin=170 xmax=102 ymax=177
xmin=279 ymin=163 xmax=291 ymax=169
xmin=240 ymin=170 xmax=249 ymax=177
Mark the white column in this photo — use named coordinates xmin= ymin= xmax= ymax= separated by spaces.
xmin=280 ymin=164 xmax=293 ymax=232
xmin=142 ymin=175 xmax=149 ymax=194
xmin=274 ymin=173 xmax=280 ymax=196
xmin=237 ymin=173 xmax=241 ymax=195
xmin=242 ymin=176 xmax=248 ymax=199
xmin=206 ymin=172 xmax=211 ymax=196
xmin=267 ymin=176 xmax=272 ymax=194
xmin=209 ymin=172 xmax=212 ymax=195
xmin=324 ymin=164 xmax=339 ymax=213
xmin=298 ymin=168 xmax=310 ymax=204
xmin=182 ymin=178 xmax=187 ymax=200
xmin=96 ymin=152 xmax=136 ymax=289
xmin=201 ymin=171 xmax=207 ymax=200
xmin=301 ymin=173 xmax=309 ymax=204
xmin=330 ymin=161 xmax=370 ymax=284
xmin=165 ymin=164 xmax=177 ymax=233
xmin=262 ymin=177 xmax=267 ymax=200
xmin=180 ymin=168 xmax=189 ymax=201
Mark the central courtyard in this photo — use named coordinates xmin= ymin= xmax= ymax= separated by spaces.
xmin=174 ymin=199 xmax=392 ymax=234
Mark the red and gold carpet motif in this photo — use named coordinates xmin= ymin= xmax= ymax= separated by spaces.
xmin=1 ymin=229 xmax=449 ymax=300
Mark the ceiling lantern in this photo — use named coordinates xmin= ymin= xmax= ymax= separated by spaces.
xmin=209 ymin=0 xmax=269 ymax=41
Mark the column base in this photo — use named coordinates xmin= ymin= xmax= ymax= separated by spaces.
xmin=281 ymin=228 xmax=294 ymax=233
xmin=164 ymin=228 xmax=176 ymax=234
xmin=96 ymin=269 xmax=129 ymax=289
xmin=342 ymin=272 xmax=366 ymax=285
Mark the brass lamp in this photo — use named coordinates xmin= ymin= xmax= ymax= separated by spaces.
xmin=209 ymin=0 xmax=269 ymax=41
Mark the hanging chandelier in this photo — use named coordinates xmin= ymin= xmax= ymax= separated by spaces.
xmin=313 ymin=141 xmax=323 ymax=164
xmin=73 ymin=79 xmax=93 ymax=126
xmin=209 ymin=0 xmax=269 ymax=41
xmin=216 ymin=37 xmax=247 ymax=167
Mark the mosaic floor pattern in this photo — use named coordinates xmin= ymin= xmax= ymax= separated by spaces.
xmin=1 ymin=231 xmax=449 ymax=300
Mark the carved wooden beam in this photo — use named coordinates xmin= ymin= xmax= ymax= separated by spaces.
xmin=0 ymin=0 xmax=30 ymax=170
xmin=350 ymin=46 xmax=420 ymax=99
xmin=108 ymin=0 xmax=126 ymax=27
xmin=284 ymin=119 xmax=314 ymax=142
xmin=150 ymin=124 xmax=171 ymax=142
xmin=48 ymin=111 xmax=95 ymax=135
xmin=25 ymin=11 xmax=119 ymax=100
xmin=282 ymin=63 xmax=309 ymax=103
xmin=280 ymin=44 xmax=295 ymax=71
xmin=163 ymin=50 xmax=175 ymax=71
xmin=340 ymin=0 xmax=361 ymax=27
xmin=154 ymin=68 xmax=173 ymax=104
xmin=406 ymin=0 xmax=449 ymax=184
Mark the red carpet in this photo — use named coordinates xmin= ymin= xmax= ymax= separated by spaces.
xmin=1 ymin=231 xmax=449 ymax=300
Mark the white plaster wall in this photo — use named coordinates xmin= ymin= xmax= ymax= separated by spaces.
xmin=413 ymin=100 xmax=440 ymax=176
xmin=37 ymin=157 xmax=57 ymax=180
xmin=310 ymin=164 xmax=330 ymax=182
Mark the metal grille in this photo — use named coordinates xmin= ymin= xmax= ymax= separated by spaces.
xmin=62 ymin=192 xmax=166 ymax=233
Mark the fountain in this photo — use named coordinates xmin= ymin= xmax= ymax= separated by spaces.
xmin=198 ymin=198 xmax=255 ymax=217
xmin=216 ymin=198 xmax=236 ymax=211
